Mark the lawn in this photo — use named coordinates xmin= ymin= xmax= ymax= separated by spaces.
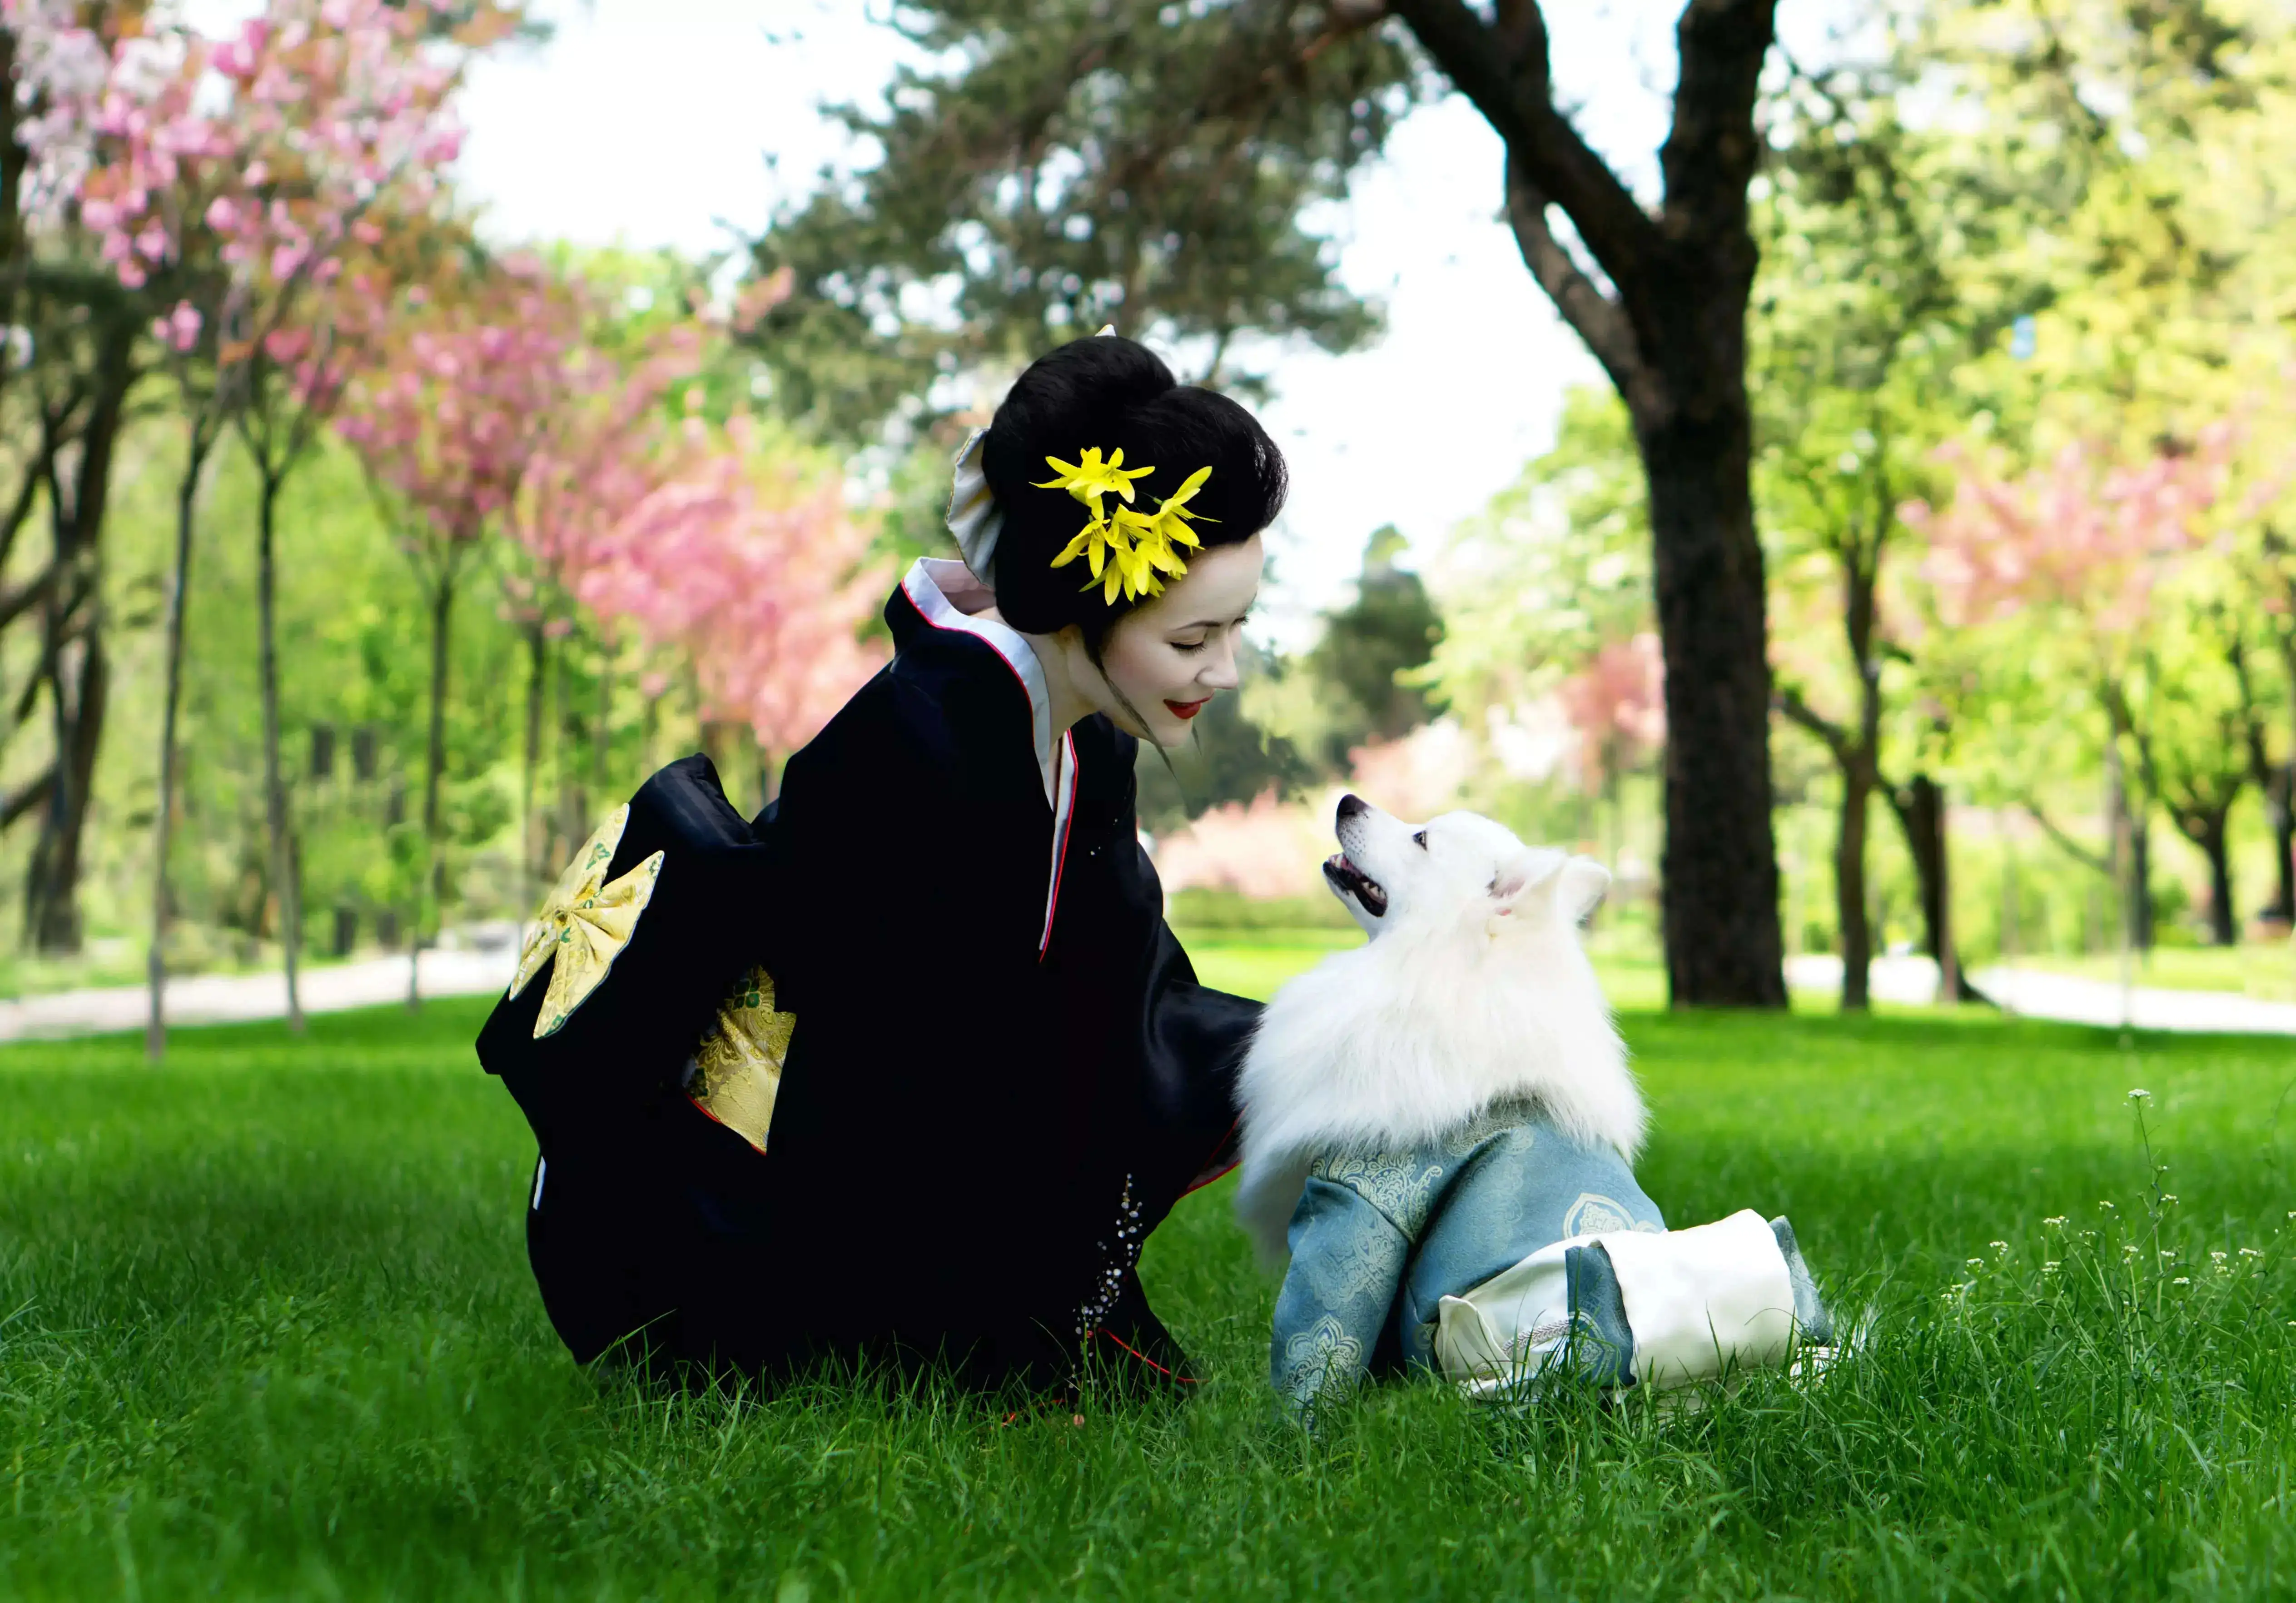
xmin=3 ymin=940 xmax=2294 ymax=1601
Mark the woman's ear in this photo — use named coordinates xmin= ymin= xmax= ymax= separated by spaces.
xmin=1557 ymin=856 xmax=1611 ymax=926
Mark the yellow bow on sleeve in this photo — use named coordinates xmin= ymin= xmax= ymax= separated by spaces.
xmin=507 ymin=803 xmax=666 ymax=1039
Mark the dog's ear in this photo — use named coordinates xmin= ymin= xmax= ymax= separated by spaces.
xmin=1486 ymin=848 xmax=1561 ymax=920
xmin=1556 ymin=856 xmax=1611 ymax=926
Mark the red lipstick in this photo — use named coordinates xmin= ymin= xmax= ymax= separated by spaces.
xmin=1165 ymin=697 xmax=1209 ymax=721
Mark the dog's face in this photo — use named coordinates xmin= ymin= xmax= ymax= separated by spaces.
xmin=1323 ymin=793 xmax=1610 ymax=941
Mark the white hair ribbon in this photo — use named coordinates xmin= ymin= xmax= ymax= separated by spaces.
xmin=943 ymin=327 xmax=1117 ymax=584
xmin=944 ymin=425 xmax=1001 ymax=585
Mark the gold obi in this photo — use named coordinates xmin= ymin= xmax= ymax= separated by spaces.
xmin=683 ymin=966 xmax=795 ymax=1155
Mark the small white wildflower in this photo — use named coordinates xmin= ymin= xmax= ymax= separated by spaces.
xmin=2043 ymin=1216 xmax=2067 ymax=1228
xmin=2128 ymin=1088 xmax=2151 ymax=1102
xmin=2162 ymin=1195 xmax=2178 ymax=1206
xmin=2081 ymin=1230 xmax=2097 ymax=1242
xmin=2100 ymin=1200 xmax=2117 ymax=1211
xmin=2042 ymin=1261 xmax=2061 ymax=1275
xmin=1990 ymin=1240 xmax=2010 ymax=1256
xmin=2240 ymin=1248 xmax=2263 ymax=1259
xmin=2172 ymin=1276 xmax=2190 ymax=1285
xmin=2211 ymin=1251 xmax=2227 ymax=1263
xmin=2161 ymin=1249 xmax=2177 ymax=1260
xmin=1966 ymin=1258 xmax=1985 ymax=1269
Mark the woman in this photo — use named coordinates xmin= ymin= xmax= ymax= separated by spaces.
xmin=479 ymin=334 xmax=1283 ymax=1395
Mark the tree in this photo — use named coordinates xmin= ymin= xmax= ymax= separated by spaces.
xmin=1753 ymin=57 xmax=2036 ymax=1009
xmin=338 ymin=256 xmax=582 ymax=1005
xmin=574 ymin=412 xmax=889 ymax=809
xmin=1301 ymin=526 xmax=1442 ymax=766
xmin=1370 ymin=0 xmax=1787 ymax=1004
xmin=499 ymin=300 xmax=706 ymax=901
xmin=58 ymin=0 xmax=505 ymax=1052
xmin=2151 ymin=599 xmax=2267 ymax=946
xmin=1 ymin=1 xmax=155 ymax=951
xmin=1910 ymin=433 xmax=2232 ymax=961
xmin=747 ymin=3 xmax=1415 ymax=434
xmin=220 ymin=4 xmax=493 ymax=1032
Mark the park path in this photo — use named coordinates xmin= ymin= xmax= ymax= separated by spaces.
xmin=1784 ymin=953 xmax=2296 ymax=1035
xmin=4 ymin=944 xmax=2292 ymax=1043
xmin=0 ymin=946 xmax=518 ymax=1042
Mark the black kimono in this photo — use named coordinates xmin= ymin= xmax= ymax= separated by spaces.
xmin=478 ymin=558 xmax=1258 ymax=1394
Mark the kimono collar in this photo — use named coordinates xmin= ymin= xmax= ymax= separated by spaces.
xmin=895 ymin=558 xmax=1060 ymax=806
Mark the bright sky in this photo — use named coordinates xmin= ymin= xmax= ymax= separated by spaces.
xmin=194 ymin=0 xmax=1829 ymax=643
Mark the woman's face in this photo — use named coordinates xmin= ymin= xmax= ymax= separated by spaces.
xmin=1090 ymin=533 xmax=1265 ymax=748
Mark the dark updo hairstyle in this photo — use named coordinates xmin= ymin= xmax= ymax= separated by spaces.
xmin=980 ymin=335 xmax=1287 ymax=653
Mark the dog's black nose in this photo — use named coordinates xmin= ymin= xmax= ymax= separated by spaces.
xmin=1337 ymin=793 xmax=1367 ymax=821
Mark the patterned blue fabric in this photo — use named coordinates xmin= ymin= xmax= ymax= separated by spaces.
xmin=1271 ymin=1104 xmax=1664 ymax=1409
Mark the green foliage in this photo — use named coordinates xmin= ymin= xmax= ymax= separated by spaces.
xmin=1134 ymin=638 xmax=1315 ymax=830
xmin=1423 ymin=387 xmax=1649 ymax=723
xmin=4 ymin=1000 xmax=2295 ymax=1597
xmin=743 ymin=3 xmax=1420 ymax=438
xmin=1239 ymin=529 xmax=1446 ymax=786
xmin=1294 ymin=526 xmax=1441 ymax=764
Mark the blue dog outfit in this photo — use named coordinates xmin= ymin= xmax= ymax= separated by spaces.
xmin=1270 ymin=1102 xmax=1829 ymax=1413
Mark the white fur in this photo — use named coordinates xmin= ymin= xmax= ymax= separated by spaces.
xmin=1233 ymin=798 xmax=1647 ymax=1262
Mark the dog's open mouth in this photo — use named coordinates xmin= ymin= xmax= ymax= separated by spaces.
xmin=1322 ymin=854 xmax=1388 ymax=917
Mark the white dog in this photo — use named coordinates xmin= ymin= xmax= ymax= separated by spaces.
xmin=1236 ymin=795 xmax=1829 ymax=1412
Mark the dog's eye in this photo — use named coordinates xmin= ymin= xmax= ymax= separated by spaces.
xmin=1412 ymin=831 xmax=1427 ymax=849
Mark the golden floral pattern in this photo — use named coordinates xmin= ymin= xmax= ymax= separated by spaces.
xmin=684 ymin=965 xmax=795 ymax=1155
xmin=507 ymin=804 xmax=666 ymax=1040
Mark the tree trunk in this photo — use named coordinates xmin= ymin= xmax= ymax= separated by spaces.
xmin=410 ymin=576 xmax=455 ymax=1011
xmin=2200 ymin=813 xmax=2235 ymax=947
xmin=1890 ymin=773 xmax=1987 ymax=1004
xmin=255 ymin=468 xmax=303 ymax=1031
xmin=1638 ymin=405 xmax=1786 ymax=1007
xmin=521 ymin=618 xmax=546 ymax=909
xmin=2128 ymin=814 xmax=2153 ymax=953
xmin=148 ymin=427 xmax=217 ymax=1061
xmin=2270 ymin=763 xmax=2296 ymax=929
xmin=1998 ymin=823 xmax=2019 ymax=961
xmin=25 ymin=320 xmax=133 ymax=952
xmin=1835 ymin=759 xmax=1873 ymax=1011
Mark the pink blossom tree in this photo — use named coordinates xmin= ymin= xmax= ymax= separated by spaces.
xmin=48 ymin=0 xmax=508 ymax=1051
xmin=573 ymin=413 xmax=889 ymax=810
xmin=1907 ymin=431 xmax=2231 ymax=955
xmin=1 ymin=3 xmax=159 ymax=956
xmin=338 ymin=257 xmax=583 ymax=1005
xmin=500 ymin=318 xmax=706 ymax=898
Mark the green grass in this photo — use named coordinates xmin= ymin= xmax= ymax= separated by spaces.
xmin=4 ymin=944 xmax=2296 ymax=1600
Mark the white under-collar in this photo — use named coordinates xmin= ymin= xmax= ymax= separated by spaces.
xmin=901 ymin=558 xmax=1057 ymax=805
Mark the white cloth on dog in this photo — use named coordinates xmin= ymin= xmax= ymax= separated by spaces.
xmin=1432 ymin=1236 xmax=1585 ymax=1396
xmin=1600 ymin=1209 xmax=1796 ymax=1386
xmin=1433 ymin=1208 xmax=1796 ymax=1394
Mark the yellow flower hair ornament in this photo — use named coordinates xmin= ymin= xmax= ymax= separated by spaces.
xmin=1040 ymin=451 xmax=1216 ymax=604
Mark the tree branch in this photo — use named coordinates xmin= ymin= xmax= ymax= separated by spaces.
xmin=1774 ymin=685 xmax=1850 ymax=768
xmin=1391 ymin=0 xmax=1662 ymax=293
xmin=1501 ymin=152 xmax=1647 ymax=401
xmin=2022 ymin=802 xmax=2112 ymax=878
xmin=0 ymin=767 xmax=53 ymax=833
